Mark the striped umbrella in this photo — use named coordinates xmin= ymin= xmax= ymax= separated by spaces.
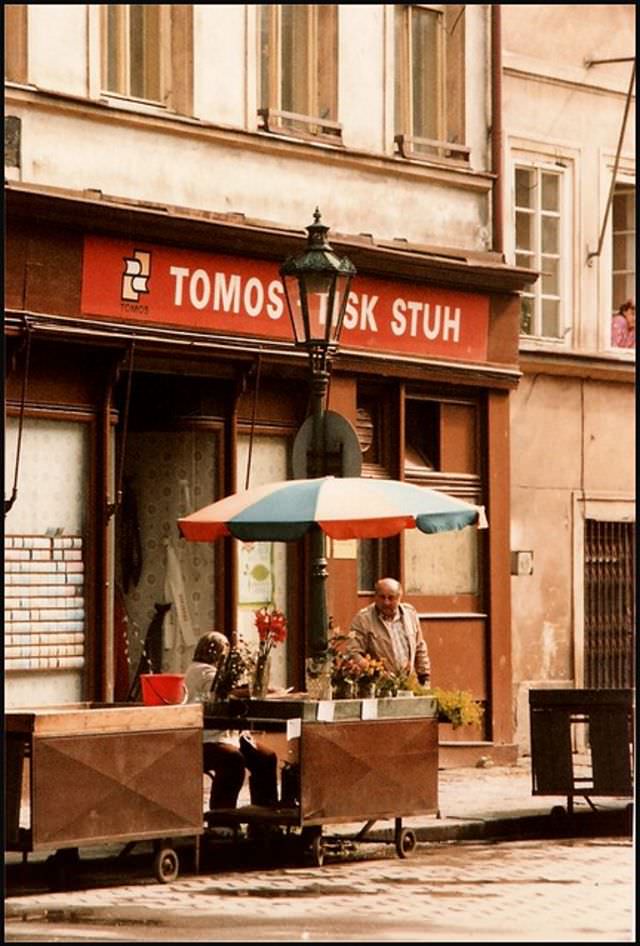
xmin=177 ymin=476 xmax=487 ymax=543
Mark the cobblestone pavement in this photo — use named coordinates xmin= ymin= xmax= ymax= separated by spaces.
xmin=5 ymin=837 xmax=634 ymax=942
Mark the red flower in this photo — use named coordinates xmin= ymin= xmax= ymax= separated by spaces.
xmin=254 ymin=607 xmax=287 ymax=647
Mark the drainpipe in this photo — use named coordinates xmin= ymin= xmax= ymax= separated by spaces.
xmin=491 ymin=5 xmax=504 ymax=258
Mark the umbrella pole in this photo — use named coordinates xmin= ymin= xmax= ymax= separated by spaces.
xmin=309 ymin=524 xmax=329 ymax=659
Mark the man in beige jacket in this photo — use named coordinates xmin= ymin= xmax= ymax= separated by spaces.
xmin=349 ymin=577 xmax=431 ymax=685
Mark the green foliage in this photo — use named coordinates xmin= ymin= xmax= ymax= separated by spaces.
xmin=427 ymin=687 xmax=484 ymax=729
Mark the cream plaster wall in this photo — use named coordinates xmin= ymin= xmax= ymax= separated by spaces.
xmin=8 ymin=4 xmax=492 ymax=251
xmin=510 ymin=375 xmax=584 ymax=490
xmin=503 ymin=5 xmax=635 ymax=752
xmin=465 ymin=3 xmax=491 ymax=173
xmin=583 ymin=382 xmax=636 ymax=492
xmin=502 ymin=4 xmax=635 ymax=359
xmin=510 ymin=375 xmax=635 ymax=748
xmin=338 ymin=5 xmax=387 ymax=154
xmin=10 ymin=99 xmax=490 ymax=249
xmin=27 ymin=4 xmax=88 ymax=98
xmin=502 ymin=4 xmax=635 ymax=86
xmin=193 ymin=5 xmax=247 ymax=127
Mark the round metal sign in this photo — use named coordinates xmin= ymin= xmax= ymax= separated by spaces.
xmin=292 ymin=410 xmax=363 ymax=478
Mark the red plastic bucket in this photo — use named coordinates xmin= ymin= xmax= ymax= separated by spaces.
xmin=140 ymin=673 xmax=187 ymax=706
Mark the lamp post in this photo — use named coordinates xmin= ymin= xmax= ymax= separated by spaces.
xmin=280 ymin=209 xmax=356 ymax=658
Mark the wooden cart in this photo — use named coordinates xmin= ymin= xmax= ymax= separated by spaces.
xmin=5 ymin=703 xmax=204 ymax=887
xmin=203 ymin=695 xmax=439 ymax=865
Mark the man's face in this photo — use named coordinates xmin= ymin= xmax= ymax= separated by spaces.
xmin=374 ymin=585 xmax=401 ymax=619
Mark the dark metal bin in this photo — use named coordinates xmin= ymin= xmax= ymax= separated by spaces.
xmin=529 ymin=688 xmax=634 ymax=814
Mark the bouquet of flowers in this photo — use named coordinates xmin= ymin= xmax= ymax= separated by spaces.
xmin=330 ymin=653 xmax=362 ymax=697
xmin=247 ymin=606 xmax=287 ymax=698
xmin=351 ymin=653 xmax=387 ymax=688
xmin=210 ymin=645 xmax=247 ymax=701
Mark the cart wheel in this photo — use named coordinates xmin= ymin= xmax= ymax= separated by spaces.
xmin=308 ymin=834 xmax=325 ymax=867
xmin=153 ymin=846 xmax=179 ymax=883
xmin=550 ymin=805 xmax=567 ymax=818
xmin=301 ymin=827 xmax=324 ymax=867
xmin=395 ymin=828 xmax=417 ymax=859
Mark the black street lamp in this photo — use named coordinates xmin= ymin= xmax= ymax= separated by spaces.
xmin=280 ymin=209 xmax=357 ymax=658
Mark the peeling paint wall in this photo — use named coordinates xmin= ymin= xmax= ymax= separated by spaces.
xmin=503 ymin=5 xmax=636 ymax=750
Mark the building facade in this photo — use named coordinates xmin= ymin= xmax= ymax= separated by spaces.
xmin=6 ymin=4 xmax=535 ymax=763
xmin=501 ymin=4 xmax=636 ymax=748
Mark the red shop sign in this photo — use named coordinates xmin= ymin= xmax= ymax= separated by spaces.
xmin=81 ymin=236 xmax=489 ymax=362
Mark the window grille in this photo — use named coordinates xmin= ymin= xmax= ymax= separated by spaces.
xmin=584 ymin=519 xmax=635 ymax=689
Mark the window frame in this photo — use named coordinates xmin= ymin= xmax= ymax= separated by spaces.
xmin=4 ymin=4 xmax=28 ymax=84
xmin=257 ymin=4 xmax=342 ymax=143
xmin=97 ymin=4 xmax=192 ymax=115
xmin=605 ymin=173 xmax=636 ymax=354
xmin=393 ymin=3 xmax=469 ymax=165
xmin=508 ymin=146 xmax=575 ymax=349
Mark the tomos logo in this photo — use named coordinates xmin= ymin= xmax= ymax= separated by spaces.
xmin=121 ymin=250 xmax=151 ymax=302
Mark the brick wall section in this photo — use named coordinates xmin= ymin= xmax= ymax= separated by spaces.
xmin=4 ymin=535 xmax=85 ymax=670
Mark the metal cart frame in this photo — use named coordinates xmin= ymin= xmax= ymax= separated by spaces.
xmin=203 ymin=695 xmax=439 ymax=865
xmin=6 ymin=703 xmax=205 ymax=887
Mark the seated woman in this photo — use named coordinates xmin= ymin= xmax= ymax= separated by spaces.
xmin=185 ymin=631 xmax=279 ymax=811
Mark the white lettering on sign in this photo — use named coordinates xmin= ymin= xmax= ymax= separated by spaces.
xmin=244 ymin=277 xmax=264 ymax=318
xmin=190 ymin=269 xmax=210 ymax=310
xmin=170 ymin=266 xmax=189 ymax=306
xmin=343 ymin=292 xmax=379 ymax=332
xmin=391 ymin=299 xmax=461 ymax=343
xmin=169 ymin=266 xmax=285 ymax=321
xmin=213 ymin=272 xmax=241 ymax=313
xmin=266 ymin=280 xmax=284 ymax=319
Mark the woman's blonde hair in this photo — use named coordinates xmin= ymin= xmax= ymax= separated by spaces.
xmin=193 ymin=631 xmax=229 ymax=665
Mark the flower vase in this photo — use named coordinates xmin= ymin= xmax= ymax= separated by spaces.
xmin=250 ymin=652 xmax=271 ymax=699
xmin=357 ymin=680 xmax=376 ymax=700
xmin=333 ymin=679 xmax=355 ymax=700
xmin=305 ymin=658 xmax=333 ymax=701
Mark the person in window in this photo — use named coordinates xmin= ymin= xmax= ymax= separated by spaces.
xmin=185 ymin=631 xmax=278 ymax=811
xmin=349 ymin=578 xmax=431 ymax=685
xmin=611 ymin=299 xmax=635 ymax=349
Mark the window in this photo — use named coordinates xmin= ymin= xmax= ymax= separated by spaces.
xmin=394 ymin=4 xmax=468 ymax=164
xmin=402 ymin=395 xmax=482 ymax=599
xmin=258 ymin=4 xmax=340 ymax=141
xmin=101 ymin=5 xmax=192 ymax=113
xmin=5 ymin=418 xmax=89 ymax=707
xmin=355 ymin=386 xmax=395 ymax=592
xmin=4 ymin=4 xmax=27 ymax=83
xmin=514 ymin=163 xmax=565 ymax=339
xmin=612 ymin=183 xmax=635 ymax=310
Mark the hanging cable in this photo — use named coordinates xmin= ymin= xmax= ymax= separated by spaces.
xmin=244 ymin=353 xmax=262 ymax=490
xmin=5 ymin=318 xmax=33 ymax=516
xmin=586 ymin=60 xmax=636 ymax=265
xmin=106 ymin=342 xmax=136 ymax=521
xmin=116 ymin=342 xmax=136 ymax=508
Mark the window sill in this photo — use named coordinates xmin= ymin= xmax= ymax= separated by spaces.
xmin=518 ymin=335 xmax=571 ymax=353
xmin=394 ymin=134 xmax=471 ymax=170
xmin=98 ymin=93 xmax=173 ymax=116
xmin=257 ymin=108 xmax=343 ymax=146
